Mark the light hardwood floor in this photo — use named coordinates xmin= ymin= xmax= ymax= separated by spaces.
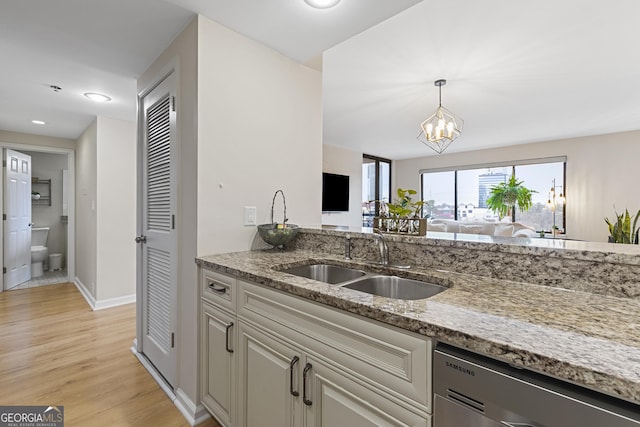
xmin=0 ymin=283 xmax=221 ymax=427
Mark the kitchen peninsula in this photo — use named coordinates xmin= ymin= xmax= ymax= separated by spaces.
xmin=197 ymin=227 xmax=640 ymax=426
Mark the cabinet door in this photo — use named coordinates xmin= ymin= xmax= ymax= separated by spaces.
xmin=201 ymin=302 xmax=236 ymax=427
xmin=304 ymin=357 xmax=429 ymax=427
xmin=237 ymin=321 xmax=302 ymax=427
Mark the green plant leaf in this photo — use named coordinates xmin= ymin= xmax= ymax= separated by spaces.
xmin=485 ymin=175 xmax=536 ymax=221
xmin=386 ymin=187 xmax=425 ymax=219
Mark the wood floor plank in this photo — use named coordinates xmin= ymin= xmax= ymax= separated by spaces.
xmin=0 ymin=283 xmax=220 ymax=427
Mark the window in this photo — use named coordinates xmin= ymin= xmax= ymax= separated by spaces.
xmin=457 ymin=167 xmax=511 ymax=221
xmin=421 ymin=171 xmax=454 ymax=220
xmin=420 ymin=158 xmax=566 ymax=233
xmin=362 ymin=155 xmax=391 ymax=227
xmin=515 ymin=162 xmax=565 ymax=232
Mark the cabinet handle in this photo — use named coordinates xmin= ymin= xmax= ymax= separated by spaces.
xmin=302 ymin=362 xmax=313 ymax=406
xmin=208 ymin=283 xmax=227 ymax=294
xmin=225 ymin=322 xmax=234 ymax=353
xmin=289 ymin=356 xmax=300 ymax=397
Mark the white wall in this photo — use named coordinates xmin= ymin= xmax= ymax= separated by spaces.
xmin=322 ymin=144 xmax=363 ymax=228
xmin=395 ymin=130 xmax=640 ymax=242
xmin=24 ymin=151 xmax=68 ymax=260
xmin=96 ymin=117 xmax=136 ymax=301
xmin=76 ymin=121 xmax=98 ymax=298
xmin=74 ymin=117 xmax=136 ymax=302
xmin=196 ymin=16 xmax=322 ymax=255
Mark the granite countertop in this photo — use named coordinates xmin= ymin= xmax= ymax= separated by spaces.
xmin=196 ymin=249 xmax=640 ymax=406
xmin=302 ymin=226 xmax=640 ymax=266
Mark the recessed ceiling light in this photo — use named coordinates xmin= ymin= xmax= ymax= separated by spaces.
xmin=32 ymin=120 xmax=46 ymax=125
xmin=84 ymin=92 xmax=112 ymax=102
xmin=304 ymin=0 xmax=341 ymax=9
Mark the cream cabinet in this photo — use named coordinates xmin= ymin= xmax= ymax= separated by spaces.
xmin=237 ymin=279 xmax=432 ymax=427
xmin=200 ymin=267 xmax=433 ymax=427
xmin=236 ymin=321 xmax=302 ymax=427
xmin=200 ymin=269 xmax=238 ymax=427
xmin=304 ymin=355 xmax=428 ymax=427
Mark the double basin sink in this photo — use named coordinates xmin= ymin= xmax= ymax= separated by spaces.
xmin=280 ymin=263 xmax=447 ymax=300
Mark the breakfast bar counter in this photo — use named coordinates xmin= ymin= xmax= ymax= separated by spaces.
xmin=196 ymin=244 xmax=640 ymax=407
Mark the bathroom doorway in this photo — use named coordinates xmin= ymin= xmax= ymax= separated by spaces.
xmin=0 ymin=145 xmax=75 ymax=292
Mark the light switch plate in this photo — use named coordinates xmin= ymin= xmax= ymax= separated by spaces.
xmin=244 ymin=206 xmax=257 ymax=226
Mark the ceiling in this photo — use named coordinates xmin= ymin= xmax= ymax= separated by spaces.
xmin=323 ymin=0 xmax=640 ymax=159
xmin=0 ymin=0 xmax=419 ymax=140
xmin=2 ymin=0 xmax=639 ymax=161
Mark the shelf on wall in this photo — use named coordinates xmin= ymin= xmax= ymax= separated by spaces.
xmin=32 ymin=178 xmax=52 ymax=207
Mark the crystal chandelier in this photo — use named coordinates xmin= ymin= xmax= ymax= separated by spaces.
xmin=417 ymin=79 xmax=463 ymax=154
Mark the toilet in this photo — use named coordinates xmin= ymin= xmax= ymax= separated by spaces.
xmin=31 ymin=227 xmax=50 ymax=277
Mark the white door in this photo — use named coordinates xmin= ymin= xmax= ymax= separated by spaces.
xmin=3 ymin=149 xmax=32 ymax=290
xmin=138 ymin=72 xmax=177 ymax=386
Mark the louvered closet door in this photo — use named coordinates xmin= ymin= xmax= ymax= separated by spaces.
xmin=140 ymin=72 xmax=177 ymax=387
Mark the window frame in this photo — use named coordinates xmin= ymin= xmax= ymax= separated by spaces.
xmin=363 ymin=154 xmax=392 ymax=223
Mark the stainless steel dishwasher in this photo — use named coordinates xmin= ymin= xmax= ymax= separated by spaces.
xmin=434 ymin=343 xmax=640 ymax=427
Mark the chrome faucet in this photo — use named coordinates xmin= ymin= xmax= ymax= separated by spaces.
xmin=372 ymin=230 xmax=389 ymax=265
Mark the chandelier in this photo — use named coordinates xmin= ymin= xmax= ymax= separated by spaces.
xmin=417 ymin=79 xmax=463 ymax=154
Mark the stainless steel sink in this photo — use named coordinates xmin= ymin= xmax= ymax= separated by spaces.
xmin=282 ymin=264 xmax=366 ymax=284
xmin=341 ymin=275 xmax=447 ymax=300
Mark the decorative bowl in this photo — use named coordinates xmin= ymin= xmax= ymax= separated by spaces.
xmin=257 ymin=223 xmax=299 ymax=248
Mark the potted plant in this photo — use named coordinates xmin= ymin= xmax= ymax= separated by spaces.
xmin=376 ymin=188 xmax=426 ymax=235
xmin=486 ymin=175 xmax=536 ymax=221
xmin=605 ymin=209 xmax=640 ymax=244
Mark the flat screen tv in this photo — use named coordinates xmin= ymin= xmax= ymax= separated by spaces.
xmin=322 ymin=173 xmax=349 ymax=212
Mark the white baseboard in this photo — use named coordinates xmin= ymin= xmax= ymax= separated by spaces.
xmin=193 ymin=409 xmax=213 ymax=426
xmin=73 ymin=277 xmax=96 ymax=309
xmin=175 ymin=388 xmax=211 ymax=426
xmin=94 ymin=293 xmax=136 ymax=310
xmin=131 ymin=347 xmax=176 ymax=401
xmin=131 ymin=346 xmax=210 ymax=426
xmin=73 ymin=277 xmax=135 ymax=310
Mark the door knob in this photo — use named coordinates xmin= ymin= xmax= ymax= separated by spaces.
xmin=134 ymin=235 xmax=147 ymax=244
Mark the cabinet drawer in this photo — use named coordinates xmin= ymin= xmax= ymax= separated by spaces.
xmin=202 ymin=268 xmax=236 ymax=312
xmin=238 ymin=280 xmax=432 ymax=414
